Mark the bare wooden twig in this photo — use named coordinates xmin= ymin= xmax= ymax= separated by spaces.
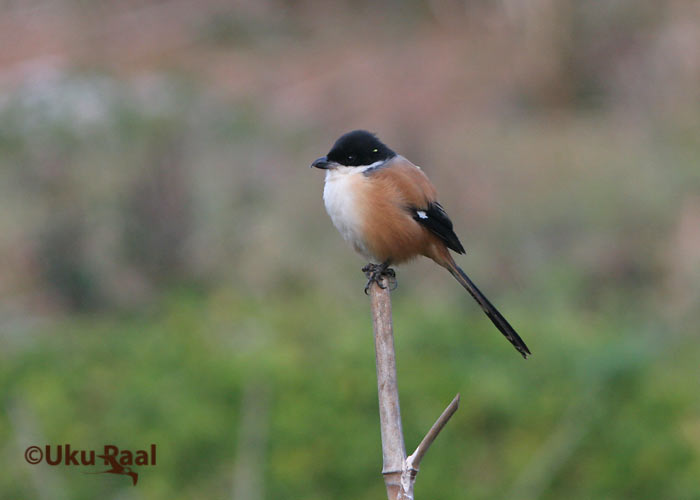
xmin=407 ymin=393 xmax=461 ymax=471
xmin=368 ymin=273 xmax=460 ymax=500
xmin=369 ymin=274 xmax=407 ymax=499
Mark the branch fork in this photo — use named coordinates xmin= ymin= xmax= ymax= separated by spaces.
xmin=368 ymin=272 xmax=460 ymax=500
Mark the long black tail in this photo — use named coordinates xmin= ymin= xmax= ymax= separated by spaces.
xmin=447 ymin=262 xmax=531 ymax=359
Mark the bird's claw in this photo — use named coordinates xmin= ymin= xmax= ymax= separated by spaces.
xmin=363 ymin=263 xmax=397 ymax=294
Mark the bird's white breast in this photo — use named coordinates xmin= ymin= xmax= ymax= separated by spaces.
xmin=323 ymin=167 xmax=373 ymax=260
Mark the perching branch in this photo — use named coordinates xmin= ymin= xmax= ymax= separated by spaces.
xmin=367 ymin=272 xmax=460 ymax=500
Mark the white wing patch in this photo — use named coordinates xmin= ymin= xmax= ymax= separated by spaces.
xmin=416 ymin=210 xmax=428 ymax=219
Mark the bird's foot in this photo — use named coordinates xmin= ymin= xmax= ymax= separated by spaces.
xmin=362 ymin=262 xmax=397 ymax=294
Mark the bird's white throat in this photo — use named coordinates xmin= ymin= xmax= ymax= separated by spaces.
xmin=322 ymin=166 xmax=372 ymax=260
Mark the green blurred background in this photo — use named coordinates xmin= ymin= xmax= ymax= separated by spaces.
xmin=1 ymin=1 xmax=699 ymax=499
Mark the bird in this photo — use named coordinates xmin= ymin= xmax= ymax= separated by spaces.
xmin=92 ymin=454 xmax=139 ymax=485
xmin=311 ymin=130 xmax=530 ymax=358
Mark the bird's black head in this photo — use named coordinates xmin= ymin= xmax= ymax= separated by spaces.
xmin=311 ymin=130 xmax=396 ymax=169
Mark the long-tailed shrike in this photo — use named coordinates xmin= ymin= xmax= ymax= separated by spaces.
xmin=312 ymin=130 xmax=530 ymax=358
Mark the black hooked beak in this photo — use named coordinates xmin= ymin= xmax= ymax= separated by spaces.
xmin=311 ymin=156 xmax=331 ymax=169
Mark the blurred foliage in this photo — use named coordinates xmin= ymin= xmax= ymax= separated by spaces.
xmin=1 ymin=0 xmax=699 ymax=499
xmin=1 ymin=290 xmax=699 ymax=499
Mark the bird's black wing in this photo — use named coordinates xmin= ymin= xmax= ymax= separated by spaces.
xmin=410 ymin=202 xmax=465 ymax=254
